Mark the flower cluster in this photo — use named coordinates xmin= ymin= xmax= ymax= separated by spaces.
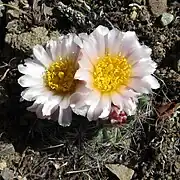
xmin=18 ymin=25 xmax=160 ymax=126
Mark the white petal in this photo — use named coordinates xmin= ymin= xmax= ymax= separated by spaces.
xmin=27 ymin=102 xmax=39 ymax=112
xmin=123 ymin=98 xmax=137 ymax=116
xmin=74 ymin=33 xmax=88 ymax=48
xmin=142 ymin=45 xmax=152 ymax=56
xmin=58 ymin=107 xmax=72 ymax=126
xmin=107 ymin=28 xmax=124 ymax=55
xmin=90 ymin=27 xmax=106 ymax=57
xmin=72 ymin=105 xmax=89 ymax=117
xmin=35 ymin=104 xmax=46 ymax=119
xmin=42 ymin=96 xmax=61 ymax=116
xmin=70 ymin=92 xmax=88 ymax=108
xmin=75 ymin=68 xmax=91 ymax=81
xmin=21 ymin=86 xmax=46 ymax=101
xmin=132 ymin=60 xmax=157 ymax=77
xmin=78 ymin=33 xmax=89 ymax=40
xmin=78 ymin=49 xmax=93 ymax=69
xmin=70 ymin=82 xmax=90 ymax=108
xmin=87 ymin=102 xmax=101 ymax=121
xmin=27 ymin=96 xmax=60 ymax=120
xmin=18 ymin=75 xmax=43 ymax=87
xmin=33 ymin=44 xmax=52 ymax=67
xmin=111 ymin=92 xmax=124 ymax=111
xmin=86 ymin=94 xmax=111 ymax=121
xmin=128 ymin=78 xmax=152 ymax=94
xmin=112 ymin=92 xmax=137 ymax=116
xmin=35 ymin=91 xmax=53 ymax=104
xmin=18 ymin=60 xmax=45 ymax=78
xmin=46 ymin=40 xmax=58 ymax=60
xmin=120 ymin=31 xmax=141 ymax=58
xmin=87 ymin=93 xmax=102 ymax=121
xmin=99 ymin=96 xmax=111 ymax=119
xmin=119 ymin=88 xmax=139 ymax=98
xmin=70 ymin=93 xmax=86 ymax=108
xmin=85 ymin=91 xmax=101 ymax=106
xmin=58 ymin=37 xmax=67 ymax=58
xmin=93 ymin=25 xmax=109 ymax=36
xmin=142 ymin=75 xmax=160 ymax=89
xmin=54 ymin=38 xmax=63 ymax=58
xmin=83 ymin=39 xmax=98 ymax=63
xmin=75 ymin=69 xmax=93 ymax=90
xmin=127 ymin=46 xmax=152 ymax=64
xmin=60 ymin=96 xmax=70 ymax=109
xmin=57 ymin=34 xmax=79 ymax=60
xmin=65 ymin=34 xmax=79 ymax=59
xmin=75 ymin=81 xmax=91 ymax=94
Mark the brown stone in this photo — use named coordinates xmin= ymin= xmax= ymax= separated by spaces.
xmin=148 ymin=0 xmax=167 ymax=17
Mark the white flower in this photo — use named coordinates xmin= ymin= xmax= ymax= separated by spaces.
xmin=75 ymin=25 xmax=160 ymax=121
xmin=18 ymin=34 xmax=87 ymax=126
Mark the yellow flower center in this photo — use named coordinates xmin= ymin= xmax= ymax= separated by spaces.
xmin=92 ymin=54 xmax=132 ymax=94
xmin=44 ymin=57 xmax=78 ymax=95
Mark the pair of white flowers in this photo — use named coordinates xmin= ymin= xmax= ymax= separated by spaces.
xmin=18 ymin=25 xmax=160 ymax=126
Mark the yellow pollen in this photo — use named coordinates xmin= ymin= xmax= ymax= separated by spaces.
xmin=92 ymin=54 xmax=132 ymax=94
xmin=44 ymin=57 xmax=78 ymax=95
xmin=58 ymin=71 xmax=64 ymax=78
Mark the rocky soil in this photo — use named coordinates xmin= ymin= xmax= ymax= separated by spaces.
xmin=0 ymin=0 xmax=180 ymax=179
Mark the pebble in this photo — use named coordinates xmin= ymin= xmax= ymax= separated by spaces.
xmin=148 ymin=0 xmax=167 ymax=17
xmin=105 ymin=164 xmax=134 ymax=180
xmin=161 ymin=13 xmax=174 ymax=26
xmin=130 ymin=10 xmax=138 ymax=20
xmin=0 ymin=161 xmax=7 ymax=171
xmin=160 ymin=35 xmax=166 ymax=41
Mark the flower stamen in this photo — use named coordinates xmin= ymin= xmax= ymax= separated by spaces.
xmin=92 ymin=54 xmax=132 ymax=94
xmin=44 ymin=56 xmax=78 ymax=95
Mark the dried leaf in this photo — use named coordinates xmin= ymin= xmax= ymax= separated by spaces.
xmin=105 ymin=164 xmax=134 ymax=180
xmin=157 ymin=102 xmax=176 ymax=120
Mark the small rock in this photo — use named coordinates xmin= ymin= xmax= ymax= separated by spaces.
xmin=130 ymin=10 xmax=138 ymax=20
xmin=161 ymin=13 xmax=174 ymax=26
xmin=0 ymin=160 xmax=7 ymax=170
xmin=148 ymin=0 xmax=167 ymax=17
xmin=105 ymin=164 xmax=134 ymax=180
xmin=160 ymin=35 xmax=166 ymax=41
xmin=1 ymin=168 xmax=14 ymax=180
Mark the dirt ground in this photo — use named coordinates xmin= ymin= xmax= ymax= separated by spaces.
xmin=0 ymin=0 xmax=180 ymax=179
